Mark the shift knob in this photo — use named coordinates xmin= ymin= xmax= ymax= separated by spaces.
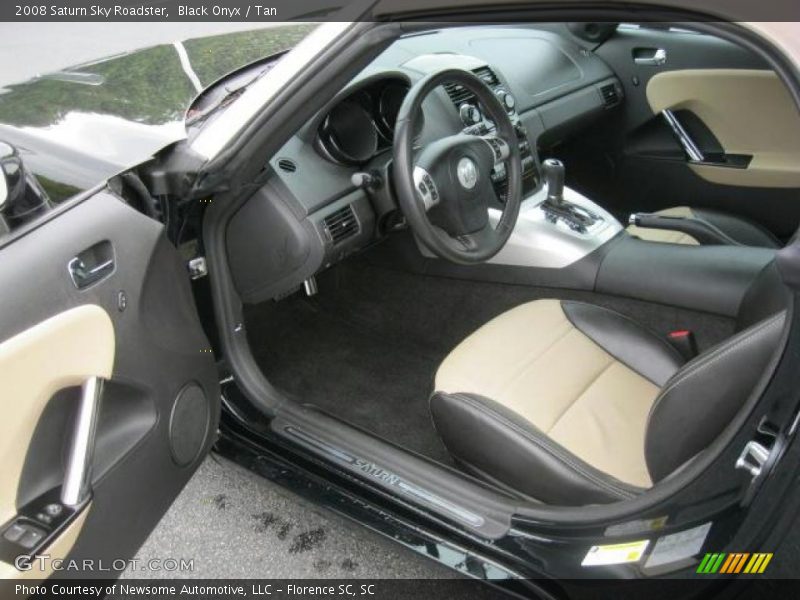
xmin=543 ymin=158 xmax=565 ymax=205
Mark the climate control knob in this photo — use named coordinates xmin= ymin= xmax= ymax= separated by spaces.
xmin=459 ymin=103 xmax=482 ymax=125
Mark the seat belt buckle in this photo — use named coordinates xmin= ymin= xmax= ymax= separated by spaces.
xmin=667 ymin=329 xmax=698 ymax=361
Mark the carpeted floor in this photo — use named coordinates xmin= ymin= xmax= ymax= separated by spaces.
xmin=244 ymin=256 xmax=736 ymax=463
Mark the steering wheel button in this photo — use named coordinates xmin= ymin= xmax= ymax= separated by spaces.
xmin=418 ymin=181 xmax=427 ymax=194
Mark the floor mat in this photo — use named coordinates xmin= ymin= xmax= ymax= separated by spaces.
xmin=245 ymin=291 xmax=452 ymax=462
xmin=244 ymin=256 xmax=736 ymax=463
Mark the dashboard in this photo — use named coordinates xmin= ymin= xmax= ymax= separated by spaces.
xmin=227 ymin=26 xmax=625 ymax=303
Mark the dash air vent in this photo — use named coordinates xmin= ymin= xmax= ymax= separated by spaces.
xmin=277 ymin=158 xmax=297 ymax=173
xmin=443 ymin=81 xmax=473 ymax=106
xmin=443 ymin=66 xmax=500 ymax=108
xmin=600 ymin=83 xmax=621 ymax=108
xmin=323 ymin=205 xmax=359 ymax=244
xmin=472 ymin=66 xmax=500 ymax=87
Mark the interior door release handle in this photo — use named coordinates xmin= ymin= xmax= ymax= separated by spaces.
xmin=62 ymin=376 xmax=103 ymax=507
xmin=662 ymin=109 xmax=706 ymax=162
xmin=68 ymin=240 xmax=115 ymax=289
xmin=634 ymin=48 xmax=667 ymax=66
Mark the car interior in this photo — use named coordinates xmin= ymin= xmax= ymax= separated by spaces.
xmin=218 ymin=23 xmax=799 ymax=514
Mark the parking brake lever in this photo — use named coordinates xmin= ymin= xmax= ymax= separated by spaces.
xmin=628 ymin=213 xmax=741 ymax=246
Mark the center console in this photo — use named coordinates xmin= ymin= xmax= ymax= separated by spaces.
xmin=486 ymin=158 xmax=623 ymax=270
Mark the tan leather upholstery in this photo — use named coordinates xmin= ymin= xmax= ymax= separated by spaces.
xmin=626 ymin=206 xmax=699 ymax=245
xmin=647 ymin=69 xmax=800 ymax=188
xmin=436 ymin=300 xmax=658 ymax=488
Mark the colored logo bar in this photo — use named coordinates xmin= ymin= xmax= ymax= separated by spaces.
xmin=697 ymin=553 xmax=773 ymax=574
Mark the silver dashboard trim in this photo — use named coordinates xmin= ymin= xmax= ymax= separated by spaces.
xmin=486 ymin=186 xmax=623 ymax=269
xmin=416 ymin=186 xmax=622 ymax=269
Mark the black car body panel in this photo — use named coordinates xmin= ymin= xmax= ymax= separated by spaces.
xmin=0 ymin=25 xmax=314 ymax=202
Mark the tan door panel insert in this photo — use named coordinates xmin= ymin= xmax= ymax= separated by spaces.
xmin=0 ymin=305 xmax=114 ymax=575
xmin=647 ymin=69 xmax=800 ymax=188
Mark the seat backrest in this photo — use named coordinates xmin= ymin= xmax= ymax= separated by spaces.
xmin=645 ymin=260 xmax=790 ymax=482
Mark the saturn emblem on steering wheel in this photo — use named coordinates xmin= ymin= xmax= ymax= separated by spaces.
xmin=456 ymin=156 xmax=478 ymax=189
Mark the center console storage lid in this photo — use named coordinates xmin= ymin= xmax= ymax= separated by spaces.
xmin=596 ymin=235 xmax=776 ymax=317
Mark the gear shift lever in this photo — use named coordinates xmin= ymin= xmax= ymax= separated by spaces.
xmin=543 ymin=158 xmax=565 ymax=206
xmin=540 ymin=158 xmax=598 ymax=232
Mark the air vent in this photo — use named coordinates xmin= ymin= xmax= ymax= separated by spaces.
xmin=600 ymin=83 xmax=621 ymax=108
xmin=443 ymin=81 xmax=474 ymax=107
xmin=277 ymin=158 xmax=297 ymax=173
xmin=323 ymin=205 xmax=359 ymax=245
xmin=472 ymin=66 xmax=500 ymax=87
xmin=443 ymin=66 xmax=500 ymax=108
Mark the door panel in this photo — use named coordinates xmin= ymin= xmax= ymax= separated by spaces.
xmin=647 ymin=69 xmax=800 ymax=188
xmin=0 ymin=191 xmax=218 ymax=577
xmin=0 ymin=306 xmax=114 ymax=525
xmin=556 ymin=26 xmax=800 ymax=240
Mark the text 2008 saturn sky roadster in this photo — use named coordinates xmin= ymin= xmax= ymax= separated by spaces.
xmin=2 ymin=3 xmax=800 ymax=596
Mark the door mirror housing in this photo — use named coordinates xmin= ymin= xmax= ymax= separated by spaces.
xmin=0 ymin=162 xmax=7 ymax=211
xmin=0 ymin=141 xmax=51 ymax=229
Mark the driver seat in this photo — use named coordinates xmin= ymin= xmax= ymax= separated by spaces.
xmin=431 ymin=297 xmax=786 ymax=505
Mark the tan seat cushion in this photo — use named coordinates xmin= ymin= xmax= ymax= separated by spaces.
xmin=435 ymin=299 xmax=658 ymax=488
xmin=626 ymin=206 xmax=700 ymax=245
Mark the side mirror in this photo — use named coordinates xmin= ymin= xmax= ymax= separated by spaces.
xmin=0 ymin=142 xmax=14 ymax=213
xmin=0 ymin=141 xmax=51 ymax=229
xmin=0 ymin=160 xmax=7 ymax=212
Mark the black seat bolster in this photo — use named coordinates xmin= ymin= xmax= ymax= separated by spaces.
xmin=561 ymin=301 xmax=685 ymax=386
xmin=645 ymin=311 xmax=786 ymax=482
xmin=429 ymin=391 xmax=643 ymax=505
xmin=736 ymin=262 xmax=791 ymax=330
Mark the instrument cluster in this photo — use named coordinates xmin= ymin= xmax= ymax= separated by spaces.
xmin=315 ymin=77 xmax=424 ymax=166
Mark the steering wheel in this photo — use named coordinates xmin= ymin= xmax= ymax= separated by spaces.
xmin=393 ymin=69 xmax=523 ymax=264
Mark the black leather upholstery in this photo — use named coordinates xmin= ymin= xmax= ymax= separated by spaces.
xmin=429 ymin=391 xmax=642 ymax=505
xmin=562 ymin=301 xmax=684 ymax=386
xmin=692 ymin=209 xmax=781 ymax=249
xmin=737 ymin=262 xmax=792 ymax=330
xmin=645 ymin=311 xmax=786 ymax=482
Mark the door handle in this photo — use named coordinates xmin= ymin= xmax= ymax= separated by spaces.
xmin=67 ymin=241 xmax=114 ymax=289
xmin=62 ymin=376 xmax=103 ymax=507
xmin=662 ymin=109 xmax=706 ymax=162
xmin=634 ymin=47 xmax=667 ymax=66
